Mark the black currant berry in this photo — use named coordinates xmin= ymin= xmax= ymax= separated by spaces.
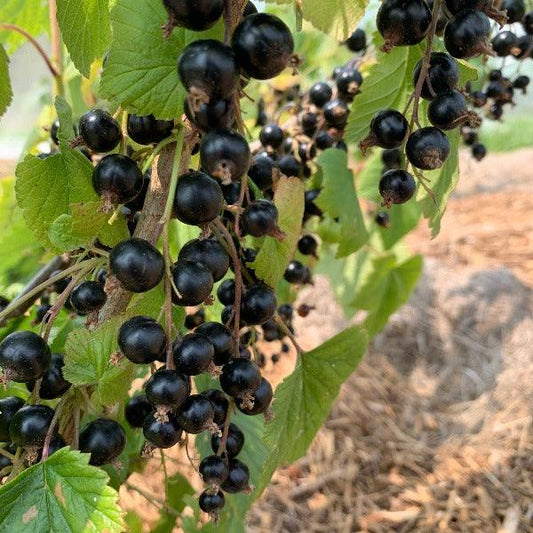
xmin=361 ymin=109 xmax=409 ymax=153
xmin=346 ymin=28 xmax=366 ymax=53
xmin=145 ymin=369 xmax=190 ymax=408
xmin=184 ymin=98 xmax=233 ymax=131
xmin=241 ymin=284 xmax=277 ymax=325
xmin=185 ymin=309 xmax=206 ymax=330
xmin=232 ymin=13 xmax=294 ymax=80
xmin=202 ymin=389 xmax=229 ymax=425
xmin=489 ymin=103 xmax=504 ymax=120
xmin=0 ymin=331 xmax=51 ymax=383
xmin=462 ymin=129 xmax=478 ymax=146
xmin=125 ymin=394 xmax=152 ymax=428
xmin=26 ymin=353 xmax=70 ymax=400
xmin=444 ymin=10 xmax=492 ymax=59
xmin=118 ymin=316 xmax=166 ymax=365
xmin=428 ymin=90 xmax=475 ymax=131
xmin=405 ymin=127 xmax=450 ymax=170
xmin=242 ymin=200 xmax=280 ymax=238
xmin=298 ymin=143 xmax=317 ymax=164
xmin=470 ymin=91 xmax=487 ymax=107
xmin=70 ymin=281 xmax=107 ymax=316
xmin=382 ymin=148 xmax=403 ymax=169
xmin=315 ymin=131 xmax=335 ymax=150
xmin=78 ymin=419 xmax=126 ymax=466
xmin=413 ymin=52 xmax=459 ymax=100
xmin=472 ymin=143 xmax=487 ymax=161
xmin=171 ymin=261 xmax=214 ymax=306
xmin=304 ymin=189 xmax=323 ymax=218
xmin=35 ymin=303 xmax=51 ymax=323
xmin=248 ymin=152 xmax=275 ymax=191
xmin=110 ymin=238 xmax=165 ymax=293
xmin=309 ymin=82 xmax=332 ymax=108
xmin=199 ymin=490 xmax=225 ymax=513
xmin=323 ymin=99 xmax=349 ymax=128
xmin=176 ymin=394 xmax=214 ymax=434
xmin=0 ymin=396 xmax=24 ymax=441
xmin=524 ymin=11 xmax=533 ymax=34
xmin=375 ymin=211 xmax=391 ymax=228
xmin=163 ymin=0 xmax=224 ymax=32
xmin=127 ymin=114 xmax=173 ymax=145
xmin=220 ymin=358 xmax=261 ymax=397
xmin=178 ymin=238 xmax=229 ymax=282
xmin=211 ymin=423 xmax=244 ymax=456
xmin=195 ymin=322 xmax=233 ymax=365
xmin=502 ymin=0 xmax=526 ymax=23
xmin=79 ymin=109 xmax=122 ymax=153
xmin=178 ymin=40 xmax=239 ymax=103
xmin=221 ymin=458 xmax=250 ymax=493
xmin=277 ymin=155 xmax=302 ymax=178
xmin=379 ymin=170 xmax=417 ymax=207
xmin=236 ymin=377 xmax=273 ymax=415
xmin=143 ymin=412 xmax=182 ymax=448
xmin=9 ymin=405 xmax=55 ymax=447
xmin=217 ymin=279 xmax=235 ymax=306
xmin=173 ymin=171 xmax=224 ymax=226
xmin=199 ymin=455 xmax=229 ymax=485
xmin=298 ymin=234 xmax=318 ymax=257
xmin=173 ymin=333 xmax=214 ymax=375
xmin=51 ymin=272 xmax=71 ymax=294
xmin=200 ymin=129 xmax=251 ymax=183
xmin=284 ymin=260 xmax=311 ymax=284
xmin=92 ymin=154 xmax=144 ymax=206
xmin=259 ymin=124 xmax=284 ymax=150
xmin=492 ymin=31 xmax=518 ymax=57
xmin=513 ymin=75 xmax=530 ymax=93
xmin=377 ymin=0 xmax=432 ymax=51
xmin=336 ymin=68 xmax=363 ymax=101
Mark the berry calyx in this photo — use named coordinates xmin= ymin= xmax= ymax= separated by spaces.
xmin=323 ymin=99 xmax=349 ymax=128
xmin=109 ymin=238 xmax=165 ymax=293
xmin=79 ymin=109 xmax=122 ymax=153
xmin=79 ymin=419 xmax=126 ymax=466
xmin=9 ymin=405 xmax=55 ymax=447
xmin=171 ymin=260 xmax=214 ymax=306
xmin=70 ymin=281 xmax=107 ymax=315
xmin=379 ymin=170 xmax=417 ymax=207
xmin=336 ymin=67 xmax=363 ymax=101
xmin=405 ymin=127 xmax=450 ymax=170
xmin=173 ymin=333 xmax=215 ymax=375
xmin=127 ymin=114 xmax=174 ymax=145
xmin=0 ymin=331 xmax=51 ymax=383
xmin=118 ymin=316 xmax=167 ymax=365
xmin=236 ymin=377 xmax=273 ymax=415
xmin=145 ymin=369 xmax=190 ymax=408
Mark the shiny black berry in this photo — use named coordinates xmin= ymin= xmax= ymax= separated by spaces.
xmin=248 ymin=152 xmax=275 ymax=191
xmin=298 ymin=234 xmax=318 ymax=257
xmin=118 ymin=316 xmax=167 ymax=365
xmin=9 ymin=405 xmax=55 ymax=447
xmin=323 ymin=99 xmax=349 ymax=128
xmin=242 ymin=200 xmax=279 ymax=238
xmin=70 ymin=281 xmax=107 ymax=315
xmin=199 ymin=490 xmax=225 ymax=513
xmin=444 ymin=10 xmax=492 ymax=59
xmin=413 ymin=52 xmax=459 ymax=100
xmin=336 ymin=68 xmax=363 ymax=101
xmin=110 ymin=238 xmax=165 ymax=293
xmin=379 ymin=170 xmax=417 ymax=207
xmin=513 ymin=75 xmax=530 ymax=93
xmin=241 ymin=284 xmax=277 ymax=325
xmin=284 ymin=260 xmax=311 ymax=284
xmin=143 ymin=412 xmax=182 ymax=448
xmin=406 ymin=127 xmax=450 ymax=170
xmin=492 ymin=31 xmax=518 ymax=57
xmin=524 ymin=11 xmax=533 ymax=34
xmin=0 ymin=396 xmax=24 ymax=441
xmin=163 ymin=0 xmax=224 ymax=31
xmin=79 ymin=109 xmax=122 ymax=153
xmin=125 ymin=394 xmax=152 ymax=428
xmin=145 ymin=369 xmax=190 ymax=408
xmin=178 ymin=238 xmax=229 ymax=282
xmin=375 ymin=211 xmax=391 ymax=228
xmin=472 ymin=143 xmax=487 ymax=161
xmin=0 ymin=331 xmax=51 ymax=383
xmin=277 ymin=155 xmax=302 ymax=178
xmin=428 ymin=90 xmax=472 ymax=130
xmin=173 ymin=171 xmax=224 ymax=226
xmin=127 ymin=114 xmax=173 ymax=145
xmin=184 ymin=98 xmax=233 ymax=131
xmin=176 ymin=394 xmax=214 ymax=434
xmin=92 ymin=154 xmax=144 ymax=205
xmin=171 ymin=261 xmax=214 ymax=306
xmin=199 ymin=455 xmax=229 ymax=485
xmin=221 ymin=458 xmax=250 ymax=493
xmin=211 ymin=422 xmax=244 ymax=456
xmin=195 ymin=322 xmax=233 ymax=366
xmin=382 ymin=148 xmax=403 ymax=169
xmin=309 ymin=82 xmax=332 ymax=108
xmin=346 ymin=28 xmax=366 ymax=52
xmin=232 ymin=13 xmax=294 ymax=80
xmin=217 ymin=279 xmax=235 ymax=306
xmin=178 ymin=40 xmax=239 ymax=102
xmin=304 ymin=189 xmax=323 ymax=219
xmin=367 ymin=109 xmax=409 ymax=151
xmin=502 ymin=0 xmax=526 ymax=23
xmin=173 ymin=333 xmax=214 ymax=375
xmin=377 ymin=0 xmax=432 ymax=50
xmin=220 ymin=358 xmax=261 ymax=397
xmin=236 ymin=377 xmax=273 ymax=415
xmin=26 ymin=353 xmax=70 ymax=400
xmin=200 ymin=129 xmax=251 ymax=183
xmin=259 ymin=124 xmax=284 ymax=150
xmin=185 ymin=309 xmax=206 ymax=330
xmin=202 ymin=389 xmax=229 ymax=425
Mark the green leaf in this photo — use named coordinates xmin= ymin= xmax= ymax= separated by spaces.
xmin=345 ymin=43 xmax=423 ymax=145
xmin=352 ymin=254 xmax=423 ymax=336
xmin=64 ymin=317 xmax=135 ymax=406
xmin=377 ymin=201 xmax=422 ymax=251
xmin=0 ymin=448 xmax=124 ymax=532
xmin=259 ymin=326 xmax=368 ymax=493
xmin=56 ymin=0 xmax=112 ymax=77
xmin=315 ymin=148 xmax=368 ymax=257
xmin=417 ymin=129 xmax=460 ymax=238
xmin=0 ymin=44 xmax=12 ymax=117
xmin=251 ymin=176 xmax=305 ymax=287
xmin=152 ymin=473 xmax=194 ymax=533
xmin=0 ymin=1 xmax=49 ymax=55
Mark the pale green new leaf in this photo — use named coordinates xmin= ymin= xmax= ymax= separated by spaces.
xmin=0 ymin=45 xmax=12 ymax=117
xmin=0 ymin=1 xmax=49 ymax=54
xmin=0 ymin=448 xmax=124 ymax=532
xmin=56 ymin=0 xmax=112 ymax=77
xmin=316 ymin=148 xmax=368 ymax=257
xmin=259 ymin=326 xmax=368 ymax=493
xmin=64 ymin=317 xmax=135 ymax=406
xmin=251 ymin=177 xmax=305 ymax=287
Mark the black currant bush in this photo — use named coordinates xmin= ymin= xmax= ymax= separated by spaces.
xmin=0 ymin=0 xmax=530 ymax=530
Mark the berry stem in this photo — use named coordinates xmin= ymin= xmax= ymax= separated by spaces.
xmin=216 ymin=399 xmax=234 ymax=456
xmin=234 ymin=173 xmax=249 ymax=237
xmin=409 ymin=0 xmax=441 ymax=129
xmin=275 ymin=315 xmax=304 ymax=355
xmin=41 ymin=395 xmax=66 ymax=461
xmin=0 ymin=448 xmax=15 ymax=462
